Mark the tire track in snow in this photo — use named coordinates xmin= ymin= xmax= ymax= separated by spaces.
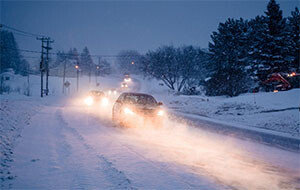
xmin=79 ymin=113 xmax=214 ymax=190
xmin=55 ymin=109 xmax=136 ymax=190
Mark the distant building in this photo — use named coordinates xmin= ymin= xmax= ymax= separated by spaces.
xmin=0 ymin=68 xmax=15 ymax=81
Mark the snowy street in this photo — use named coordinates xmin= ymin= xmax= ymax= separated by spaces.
xmin=1 ymin=93 xmax=299 ymax=189
xmin=1 ymin=1 xmax=300 ymax=188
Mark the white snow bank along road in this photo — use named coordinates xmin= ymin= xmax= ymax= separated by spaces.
xmin=0 ymin=95 xmax=41 ymax=187
xmin=137 ymin=76 xmax=300 ymax=137
xmin=65 ymin=99 xmax=300 ymax=190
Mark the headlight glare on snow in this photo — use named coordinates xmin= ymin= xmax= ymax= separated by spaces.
xmin=157 ymin=110 xmax=164 ymax=116
xmin=101 ymin=97 xmax=109 ymax=106
xmin=84 ymin=96 xmax=94 ymax=106
xmin=124 ymin=107 xmax=134 ymax=115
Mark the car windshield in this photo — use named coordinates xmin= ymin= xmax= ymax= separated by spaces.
xmin=90 ymin=91 xmax=104 ymax=96
xmin=124 ymin=94 xmax=157 ymax=106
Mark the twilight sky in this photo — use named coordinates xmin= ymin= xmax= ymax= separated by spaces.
xmin=0 ymin=0 xmax=298 ymax=61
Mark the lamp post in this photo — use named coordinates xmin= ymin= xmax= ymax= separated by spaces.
xmin=96 ymin=66 xmax=100 ymax=85
xmin=75 ymin=65 xmax=79 ymax=92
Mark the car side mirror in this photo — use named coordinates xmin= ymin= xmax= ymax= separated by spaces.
xmin=158 ymin=102 xmax=163 ymax=106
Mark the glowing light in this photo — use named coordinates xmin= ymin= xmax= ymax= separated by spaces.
xmin=124 ymin=78 xmax=132 ymax=82
xmin=75 ymin=65 xmax=79 ymax=69
xmin=113 ymin=90 xmax=117 ymax=95
xmin=101 ymin=97 xmax=109 ymax=106
xmin=124 ymin=107 xmax=134 ymax=115
xmin=288 ymin=72 xmax=296 ymax=77
xmin=84 ymin=96 xmax=94 ymax=106
xmin=108 ymin=90 xmax=112 ymax=95
xmin=273 ymin=90 xmax=279 ymax=93
xmin=157 ymin=110 xmax=164 ymax=116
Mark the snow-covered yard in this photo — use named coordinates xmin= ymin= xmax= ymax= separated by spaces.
xmin=137 ymin=76 xmax=300 ymax=137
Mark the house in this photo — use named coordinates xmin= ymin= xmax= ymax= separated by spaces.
xmin=0 ymin=68 xmax=15 ymax=81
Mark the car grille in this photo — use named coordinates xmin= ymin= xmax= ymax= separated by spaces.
xmin=140 ymin=108 xmax=157 ymax=116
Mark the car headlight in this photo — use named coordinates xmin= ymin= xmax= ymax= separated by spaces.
xmin=124 ymin=107 xmax=134 ymax=115
xmin=84 ymin=96 xmax=94 ymax=106
xmin=157 ymin=110 xmax=164 ymax=116
xmin=113 ymin=90 xmax=117 ymax=95
xmin=101 ymin=97 xmax=109 ymax=106
xmin=108 ymin=90 xmax=112 ymax=95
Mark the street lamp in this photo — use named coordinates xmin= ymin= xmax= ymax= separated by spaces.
xmin=75 ymin=65 xmax=79 ymax=92
xmin=96 ymin=66 xmax=100 ymax=85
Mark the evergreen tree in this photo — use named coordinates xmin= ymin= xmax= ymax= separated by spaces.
xmin=69 ymin=48 xmax=80 ymax=66
xmin=0 ymin=30 xmax=22 ymax=74
xmin=287 ymin=7 xmax=300 ymax=72
xmin=248 ymin=16 xmax=268 ymax=83
xmin=80 ymin=47 xmax=94 ymax=76
xmin=250 ymin=0 xmax=292 ymax=84
xmin=205 ymin=18 xmax=252 ymax=96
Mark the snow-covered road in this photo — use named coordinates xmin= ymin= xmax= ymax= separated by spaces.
xmin=2 ymin=96 xmax=299 ymax=189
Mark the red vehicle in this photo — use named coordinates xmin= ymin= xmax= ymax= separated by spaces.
xmin=263 ymin=73 xmax=291 ymax=91
xmin=263 ymin=72 xmax=299 ymax=91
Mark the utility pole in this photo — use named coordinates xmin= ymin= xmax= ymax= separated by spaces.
xmin=27 ymin=63 xmax=30 ymax=96
xmin=96 ymin=57 xmax=101 ymax=85
xmin=45 ymin=39 xmax=54 ymax=96
xmin=37 ymin=37 xmax=54 ymax=97
xmin=37 ymin=38 xmax=45 ymax=97
xmin=62 ymin=59 xmax=66 ymax=94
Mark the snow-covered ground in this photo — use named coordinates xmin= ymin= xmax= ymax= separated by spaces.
xmin=136 ymin=76 xmax=300 ymax=138
xmin=1 ymin=73 xmax=299 ymax=189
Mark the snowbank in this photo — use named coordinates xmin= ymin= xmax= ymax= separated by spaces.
xmin=136 ymin=76 xmax=300 ymax=137
xmin=0 ymin=95 xmax=41 ymax=184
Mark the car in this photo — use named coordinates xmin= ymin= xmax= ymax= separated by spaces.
xmin=124 ymin=74 xmax=131 ymax=82
xmin=112 ymin=92 xmax=165 ymax=127
xmin=84 ymin=90 xmax=109 ymax=106
xmin=107 ymin=88 xmax=118 ymax=96
xmin=121 ymin=82 xmax=128 ymax=88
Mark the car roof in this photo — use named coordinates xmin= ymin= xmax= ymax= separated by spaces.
xmin=121 ymin=92 xmax=154 ymax=97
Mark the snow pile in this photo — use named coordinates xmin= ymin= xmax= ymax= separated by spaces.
xmin=0 ymin=95 xmax=40 ymax=185
xmin=137 ymin=77 xmax=300 ymax=137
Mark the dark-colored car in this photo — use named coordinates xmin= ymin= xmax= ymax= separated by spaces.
xmin=89 ymin=90 xmax=105 ymax=101
xmin=124 ymin=74 xmax=131 ymax=82
xmin=112 ymin=92 xmax=164 ymax=127
xmin=84 ymin=90 xmax=109 ymax=106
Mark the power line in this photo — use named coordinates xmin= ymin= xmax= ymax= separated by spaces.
xmin=4 ymin=47 xmax=139 ymax=58
xmin=10 ymin=31 xmax=37 ymax=38
xmin=0 ymin=24 xmax=46 ymax=38
xmin=3 ymin=47 xmax=42 ymax=54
